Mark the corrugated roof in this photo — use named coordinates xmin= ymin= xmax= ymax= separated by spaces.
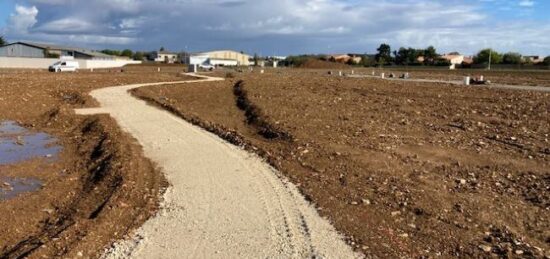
xmin=11 ymin=41 xmax=114 ymax=58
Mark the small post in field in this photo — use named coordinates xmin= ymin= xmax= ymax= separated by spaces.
xmin=464 ymin=76 xmax=470 ymax=86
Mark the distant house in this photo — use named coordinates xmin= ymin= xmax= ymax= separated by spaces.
xmin=327 ymin=54 xmax=362 ymax=64
xmin=462 ymin=56 xmax=474 ymax=65
xmin=440 ymin=54 xmax=465 ymax=69
xmin=524 ymin=56 xmax=544 ymax=64
xmin=0 ymin=41 xmax=115 ymax=60
xmin=149 ymin=51 xmax=178 ymax=63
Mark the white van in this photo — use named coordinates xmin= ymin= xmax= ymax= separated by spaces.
xmin=49 ymin=61 xmax=79 ymax=72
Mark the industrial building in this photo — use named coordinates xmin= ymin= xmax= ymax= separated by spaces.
xmin=185 ymin=50 xmax=251 ymax=67
xmin=0 ymin=41 xmax=116 ymax=60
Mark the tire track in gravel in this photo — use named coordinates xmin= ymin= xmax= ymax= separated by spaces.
xmin=75 ymin=74 xmax=360 ymax=258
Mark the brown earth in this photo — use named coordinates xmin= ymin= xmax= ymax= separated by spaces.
xmin=0 ymin=66 xmax=194 ymax=258
xmin=377 ymin=68 xmax=550 ymax=87
xmin=133 ymin=69 xmax=549 ymax=258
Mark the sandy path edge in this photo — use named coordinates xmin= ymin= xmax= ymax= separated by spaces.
xmin=75 ymin=74 xmax=361 ymax=258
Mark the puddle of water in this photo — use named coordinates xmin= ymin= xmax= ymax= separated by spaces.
xmin=0 ymin=121 xmax=62 ymax=165
xmin=0 ymin=177 xmax=43 ymax=201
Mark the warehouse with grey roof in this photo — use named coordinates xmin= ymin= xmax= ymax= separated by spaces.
xmin=0 ymin=41 xmax=116 ymax=60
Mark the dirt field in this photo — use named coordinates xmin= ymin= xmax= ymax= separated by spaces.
xmin=376 ymin=68 xmax=550 ymax=87
xmin=0 ymin=66 xmax=194 ymax=258
xmin=133 ymin=69 xmax=549 ymax=258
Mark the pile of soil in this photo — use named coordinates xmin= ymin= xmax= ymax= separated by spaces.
xmin=0 ymin=69 xmax=193 ymax=258
xmin=299 ymin=59 xmax=350 ymax=69
xmin=133 ymin=70 xmax=549 ymax=258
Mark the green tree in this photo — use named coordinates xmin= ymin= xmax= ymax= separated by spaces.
xmin=474 ymin=49 xmax=502 ymax=65
xmin=160 ymin=46 xmax=165 ymax=52
xmin=0 ymin=35 xmax=6 ymax=46
xmin=395 ymin=47 xmax=423 ymax=65
xmin=43 ymin=48 xmax=60 ymax=58
xmin=121 ymin=49 xmax=133 ymax=58
xmin=394 ymin=47 xmax=425 ymax=65
xmin=132 ymin=51 xmax=144 ymax=61
xmin=543 ymin=56 xmax=550 ymax=66
xmin=423 ymin=46 xmax=438 ymax=64
xmin=360 ymin=55 xmax=376 ymax=67
xmin=101 ymin=49 xmax=121 ymax=56
xmin=375 ymin=43 xmax=392 ymax=65
xmin=396 ymin=47 xmax=411 ymax=65
xmin=502 ymin=52 xmax=522 ymax=64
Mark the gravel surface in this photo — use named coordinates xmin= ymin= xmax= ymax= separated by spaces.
xmin=77 ymin=74 xmax=359 ymax=258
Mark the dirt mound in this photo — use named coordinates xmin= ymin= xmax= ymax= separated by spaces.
xmin=299 ymin=59 xmax=350 ymax=69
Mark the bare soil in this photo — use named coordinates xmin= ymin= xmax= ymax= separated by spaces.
xmin=0 ymin=67 xmax=194 ymax=258
xmin=133 ymin=69 xmax=549 ymax=258
xmin=378 ymin=68 xmax=550 ymax=87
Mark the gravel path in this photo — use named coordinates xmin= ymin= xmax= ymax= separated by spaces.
xmin=75 ymin=74 xmax=359 ymax=259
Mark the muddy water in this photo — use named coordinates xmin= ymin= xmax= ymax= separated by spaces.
xmin=0 ymin=177 xmax=42 ymax=201
xmin=0 ymin=121 xmax=61 ymax=200
xmin=0 ymin=121 xmax=62 ymax=165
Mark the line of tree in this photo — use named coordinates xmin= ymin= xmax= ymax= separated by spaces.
xmin=472 ymin=49 xmax=539 ymax=65
xmin=372 ymin=43 xmax=550 ymax=67
xmin=374 ymin=44 xmax=443 ymax=66
xmin=100 ymin=49 xmax=149 ymax=61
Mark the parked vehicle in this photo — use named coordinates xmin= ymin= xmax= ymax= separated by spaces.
xmin=49 ymin=61 xmax=79 ymax=72
xmin=199 ymin=64 xmax=215 ymax=71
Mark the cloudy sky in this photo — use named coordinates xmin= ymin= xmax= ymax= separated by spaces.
xmin=0 ymin=0 xmax=549 ymax=56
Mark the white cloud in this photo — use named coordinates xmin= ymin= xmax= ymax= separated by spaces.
xmin=7 ymin=5 xmax=39 ymax=34
xmin=2 ymin=0 xmax=549 ymax=55
xmin=38 ymin=18 xmax=98 ymax=33
xmin=518 ymin=0 xmax=534 ymax=7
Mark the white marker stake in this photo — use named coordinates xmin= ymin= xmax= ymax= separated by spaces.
xmin=380 ymin=73 xmax=385 ymax=79
xmin=464 ymin=76 xmax=470 ymax=86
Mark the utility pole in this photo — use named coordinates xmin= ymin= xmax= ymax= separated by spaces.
xmin=488 ymin=49 xmax=492 ymax=70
